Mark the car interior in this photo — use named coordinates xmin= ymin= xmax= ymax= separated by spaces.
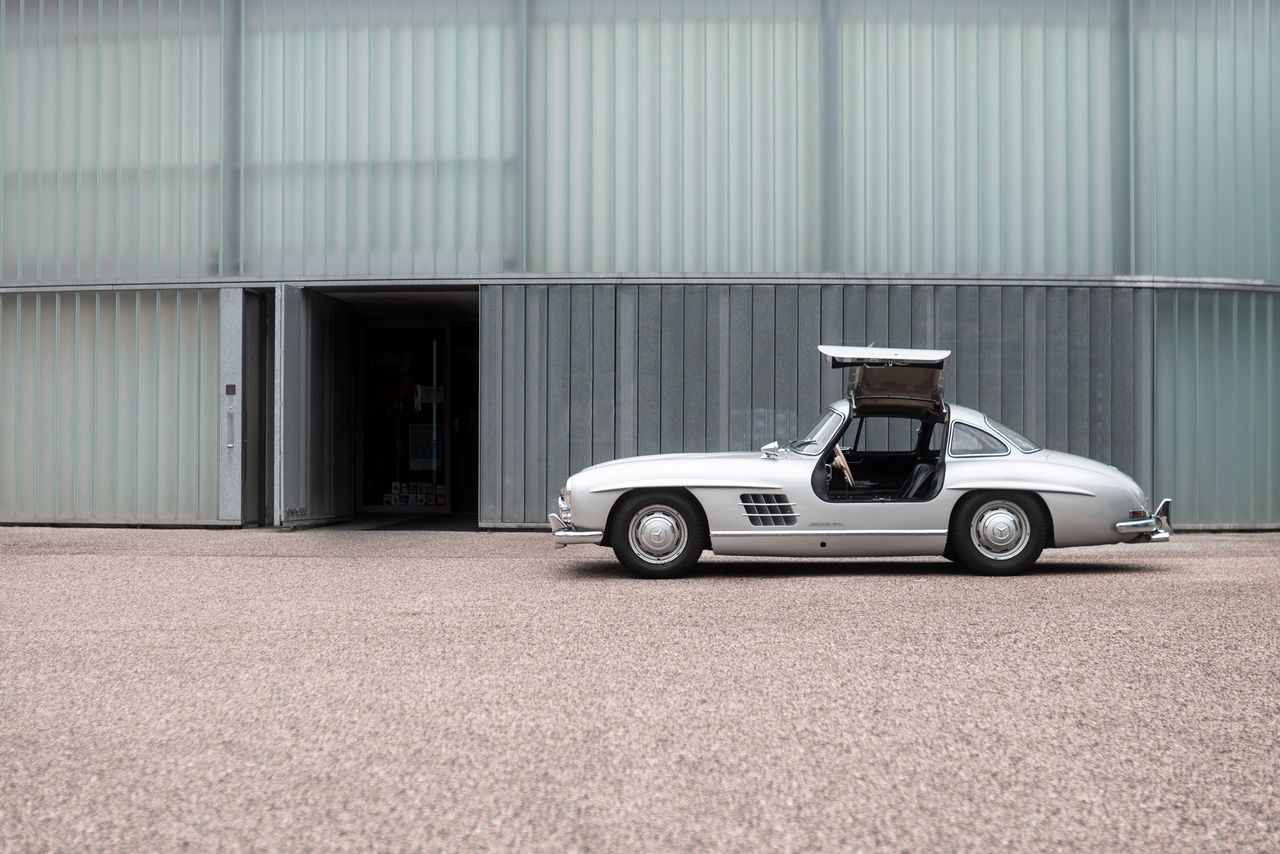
xmin=811 ymin=408 xmax=947 ymax=503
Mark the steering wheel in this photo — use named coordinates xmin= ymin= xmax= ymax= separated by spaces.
xmin=831 ymin=444 xmax=855 ymax=487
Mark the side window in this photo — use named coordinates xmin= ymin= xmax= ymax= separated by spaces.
xmin=950 ymin=422 xmax=1009 ymax=456
xmin=847 ymin=417 xmax=921 ymax=453
xmin=927 ymin=422 xmax=946 ymax=453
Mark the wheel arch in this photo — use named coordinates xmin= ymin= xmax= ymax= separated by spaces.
xmin=945 ymin=489 xmax=1057 ymax=549
xmin=602 ymin=487 xmax=712 ymax=550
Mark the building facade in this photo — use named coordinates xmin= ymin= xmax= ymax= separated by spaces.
xmin=1 ymin=0 xmax=1278 ymax=528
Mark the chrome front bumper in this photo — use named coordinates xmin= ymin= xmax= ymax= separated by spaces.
xmin=1114 ymin=498 xmax=1173 ymax=543
xmin=547 ymin=513 xmax=604 ymax=548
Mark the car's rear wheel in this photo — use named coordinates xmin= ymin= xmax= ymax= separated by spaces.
xmin=950 ymin=492 xmax=1047 ymax=575
xmin=609 ymin=491 xmax=706 ymax=579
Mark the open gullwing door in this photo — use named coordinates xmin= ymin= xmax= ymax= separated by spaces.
xmin=818 ymin=345 xmax=950 ymax=414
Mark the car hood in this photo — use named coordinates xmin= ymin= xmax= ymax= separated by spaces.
xmin=567 ymin=450 xmax=790 ymax=494
xmin=581 ymin=451 xmax=761 ymax=470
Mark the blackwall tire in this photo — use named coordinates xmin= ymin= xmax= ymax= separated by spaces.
xmin=950 ymin=492 xmax=1047 ymax=576
xmin=609 ymin=491 xmax=706 ymax=579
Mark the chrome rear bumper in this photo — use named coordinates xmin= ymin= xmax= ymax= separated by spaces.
xmin=547 ymin=513 xmax=604 ymax=548
xmin=1115 ymin=498 xmax=1173 ymax=542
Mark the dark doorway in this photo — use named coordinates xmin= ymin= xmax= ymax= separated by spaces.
xmin=447 ymin=320 xmax=480 ymax=514
xmin=321 ymin=289 xmax=480 ymax=528
xmin=359 ymin=326 xmax=451 ymax=512
xmin=242 ymin=289 xmax=274 ymax=526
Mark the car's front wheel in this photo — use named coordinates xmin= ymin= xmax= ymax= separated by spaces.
xmin=609 ymin=491 xmax=706 ymax=578
xmin=950 ymin=492 xmax=1047 ymax=575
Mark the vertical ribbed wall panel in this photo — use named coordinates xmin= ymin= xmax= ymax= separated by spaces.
xmin=1134 ymin=1 xmax=1278 ymax=280
xmin=0 ymin=0 xmax=224 ymax=282
xmin=274 ymin=285 xmax=353 ymax=525
xmin=2 ymin=0 xmax=1276 ymax=281
xmin=0 ymin=288 xmax=219 ymax=522
xmin=239 ymin=0 xmax=514 ymax=277
xmin=526 ymin=1 xmax=825 ymax=273
xmin=1155 ymin=289 xmax=1280 ymax=527
xmin=479 ymin=281 xmax=1156 ymax=526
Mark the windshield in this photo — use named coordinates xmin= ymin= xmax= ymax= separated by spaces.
xmin=788 ymin=409 xmax=845 ymax=455
xmin=985 ymin=417 xmax=1042 ymax=453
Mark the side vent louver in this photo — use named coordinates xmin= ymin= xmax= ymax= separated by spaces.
xmin=740 ymin=494 xmax=798 ymax=527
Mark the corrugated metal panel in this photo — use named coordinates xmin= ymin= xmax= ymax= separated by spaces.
xmin=274 ymin=284 xmax=352 ymax=525
xmin=2 ymin=1 xmax=1275 ymax=282
xmin=479 ymin=280 xmax=1158 ymax=527
xmin=0 ymin=288 xmax=219 ymax=522
xmin=477 ymin=284 xmax=504 ymax=526
xmin=1154 ymin=289 xmax=1280 ymax=527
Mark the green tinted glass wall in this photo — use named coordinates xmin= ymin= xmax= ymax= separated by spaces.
xmin=1154 ymin=288 xmax=1280 ymax=527
xmin=2 ymin=0 xmax=1278 ymax=281
xmin=0 ymin=0 xmax=224 ymax=281
xmin=0 ymin=289 xmax=220 ymax=522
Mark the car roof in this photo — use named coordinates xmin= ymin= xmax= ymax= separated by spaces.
xmin=946 ymin=403 xmax=986 ymax=424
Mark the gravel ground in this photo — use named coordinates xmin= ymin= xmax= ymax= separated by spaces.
xmin=1 ymin=527 xmax=1277 ymax=852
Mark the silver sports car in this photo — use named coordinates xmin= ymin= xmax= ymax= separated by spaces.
xmin=548 ymin=345 xmax=1171 ymax=578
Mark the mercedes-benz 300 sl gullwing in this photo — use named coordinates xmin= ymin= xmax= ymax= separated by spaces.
xmin=548 ymin=346 xmax=1172 ymax=578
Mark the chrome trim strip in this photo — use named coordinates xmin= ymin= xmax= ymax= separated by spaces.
xmin=944 ymin=482 xmax=1097 ymax=497
xmin=711 ymin=529 xmax=948 ymax=538
xmin=590 ymin=479 xmax=784 ymax=493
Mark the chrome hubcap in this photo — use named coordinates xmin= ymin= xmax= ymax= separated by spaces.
xmin=970 ymin=501 xmax=1030 ymax=561
xmin=628 ymin=504 xmax=688 ymax=565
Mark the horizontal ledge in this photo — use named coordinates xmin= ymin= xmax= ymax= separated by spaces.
xmin=1167 ymin=523 xmax=1280 ymax=532
xmin=3 ymin=272 xmax=1280 ymax=295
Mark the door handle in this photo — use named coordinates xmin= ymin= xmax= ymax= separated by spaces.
xmin=226 ymin=411 xmax=235 ymax=449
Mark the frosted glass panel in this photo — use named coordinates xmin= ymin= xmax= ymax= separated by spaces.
xmin=527 ymin=1 xmax=824 ymax=273
xmin=0 ymin=0 xmax=224 ymax=281
xmin=833 ymin=0 xmax=1126 ymax=275
xmin=1 ymin=0 xmax=1277 ymax=281
xmin=0 ymin=289 xmax=220 ymax=521
xmin=240 ymin=1 xmax=516 ymax=276
xmin=1155 ymin=289 xmax=1280 ymax=526
xmin=1134 ymin=0 xmax=1278 ymax=280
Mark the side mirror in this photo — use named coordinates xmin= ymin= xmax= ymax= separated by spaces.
xmin=760 ymin=441 xmax=780 ymax=458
